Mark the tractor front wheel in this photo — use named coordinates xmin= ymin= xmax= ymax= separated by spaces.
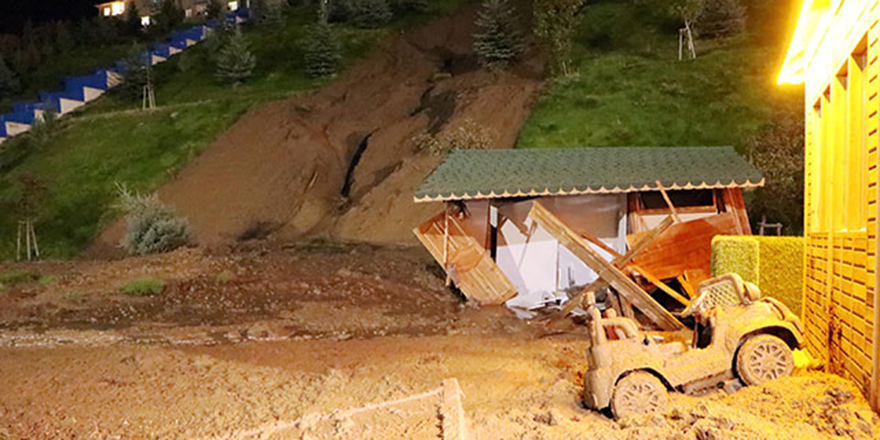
xmin=736 ymin=334 xmax=794 ymax=386
xmin=610 ymin=371 xmax=668 ymax=419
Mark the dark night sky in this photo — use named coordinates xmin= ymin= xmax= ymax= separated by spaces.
xmin=0 ymin=0 xmax=100 ymax=34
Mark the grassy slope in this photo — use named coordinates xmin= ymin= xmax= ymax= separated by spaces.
xmin=0 ymin=2 xmax=467 ymax=259
xmin=518 ymin=0 xmax=804 ymax=149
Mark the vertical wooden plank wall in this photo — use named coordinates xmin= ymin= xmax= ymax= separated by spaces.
xmin=804 ymin=7 xmax=880 ymax=401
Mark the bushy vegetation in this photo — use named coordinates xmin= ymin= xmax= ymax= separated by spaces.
xmin=746 ymin=113 xmax=804 ymax=234
xmin=519 ymin=0 xmax=803 ymax=229
xmin=116 ymin=185 xmax=191 ymax=256
xmin=0 ymin=56 xmax=20 ymax=100
xmin=533 ymin=0 xmax=586 ymax=76
xmin=473 ymin=0 xmax=525 ymax=67
xmin=120 ymin=277 xmax=166 ymax=296
xmin=697 ymin=0 xmax=747 ymax=39
xmin=0 ymin=270 xmax=41 ymax=286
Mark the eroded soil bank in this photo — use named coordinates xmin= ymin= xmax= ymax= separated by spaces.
xmin=1 ymin=245 xmax=879 ymax=440
xmin=88 ymin=5 xmax=542 ymax=257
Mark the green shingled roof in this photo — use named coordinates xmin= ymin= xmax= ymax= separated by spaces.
xmin=414 ymin=146 xmax=764 ymax=202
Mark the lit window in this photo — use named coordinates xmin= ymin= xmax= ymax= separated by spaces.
xmin=185 ymin=8 xmax=193 ymax=18
xmin=141 ymin=16 xmax=151 ymax=26
xmin=228 ymin=1 xmax=238 ymax=10
xmin=111 ymin=1 xmax=126 ymax=15
xmin=103 ymin=7 xmax=112 ymax=16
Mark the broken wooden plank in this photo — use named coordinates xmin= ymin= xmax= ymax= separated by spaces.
xmin=629 ymin=264 xmax=690 ymax=307
xmin=619 ymin=294 xmax=635 ymax=320
xmin=555 ymin=215 xmax=675 ymax=318
xmin=723 ymin=188 xmax=751 ymax=235
xmin=678 ymin=274 xmax=696 ymax=299
xmin=655 ymin=180 xmax=682 ymax=223
xmin=441 ymin=379 xmax=468 ymax=440
xmin=627 ymin=212 xmax=739 ymax=285
xmin=578 ymin=228 xmax=624 ymax=260
xmin=414 ymin=211 xmax=517 ymax=305
xmin=529 ymin=202 xmax=684 ymax=330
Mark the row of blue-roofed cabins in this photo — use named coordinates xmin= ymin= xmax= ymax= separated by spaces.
xmin=0 ymin=8 xmax=251 ymax=144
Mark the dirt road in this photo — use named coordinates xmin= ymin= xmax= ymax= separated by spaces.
xmin=1 ymin=245 xmax=879 ymax=440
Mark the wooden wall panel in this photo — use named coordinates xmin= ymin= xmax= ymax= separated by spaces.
xmin=804 ymin=18 xmax=880 ymax=401
xmin=414 ymin=210 xmax=518 ymax=305
xmin=627 ymin=213 xmax=739 ymax=285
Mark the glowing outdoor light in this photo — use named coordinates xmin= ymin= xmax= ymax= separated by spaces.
xmin=779 ymin=0 xmax=832 ymax=85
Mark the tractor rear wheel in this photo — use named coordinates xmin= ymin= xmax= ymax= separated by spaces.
xmin=610 ymin=371 xmax=667 ymax=419
xmin=736 ymin=334 xmax=794 ymax=386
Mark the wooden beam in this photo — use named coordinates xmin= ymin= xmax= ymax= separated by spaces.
xmin=677 ymin=274 xmax=696 ymax=299
xmin=578 ymin=228 xmax=624 ymax=260
xmin=629 ymin=264 xmax=690 ymax=307
xmin=555 ymin=215 xmax=675 ymax=318
xmin=655 ymin=180 xmax=681 ymax=223
xmin=529 ymin=202 xmax=684 ymax=330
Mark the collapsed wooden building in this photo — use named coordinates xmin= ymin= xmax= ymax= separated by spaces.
xmin=412 ymin=146 xmax=764 ymax=319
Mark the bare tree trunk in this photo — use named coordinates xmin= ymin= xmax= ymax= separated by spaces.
xmin=685 ymin=20 xmax=696 ymax=59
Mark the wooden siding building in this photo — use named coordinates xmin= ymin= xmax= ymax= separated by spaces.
xmin=413 ymin=147 xmax=762 ymax=310
xmin=780 ymin=0 xmax=880 ymax=407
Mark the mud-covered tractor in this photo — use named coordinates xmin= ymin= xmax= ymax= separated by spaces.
xmin=582 ymin=274 xmax=804 ymax=419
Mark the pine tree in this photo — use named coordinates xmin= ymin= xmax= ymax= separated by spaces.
xmin=216 ymin=27 xmax=256 ymax=84
xmin=350 ymin=0 xmax=393 ymax=28
xmin=153 ymin=0 xmax=186 ymax=34
xmin=123 ymin=3 xmax=144 ymax=38
xmin=207 ymin=0 xmax=225 ymax=20
xmin=55 ymin=23 xmax=76 ymax=52
xmin=263 ymin=3 xmax=286 ymax=27
xmin=251 ymin=0 xmax=269 ymax=24
xmin=119 ymin=44 xmax=151 ymax=101
xmin=304 ymin=17 xmax=342 ymax=77
xmin=473 ymin=0 xmax=525 ymax=67
xmin=0 ymin=56 xmax=21 ymax=100
xmin=697 ymin=0 xmax=746 ymax=39
xmin=329 ymin=0 xmax=353 ymax=23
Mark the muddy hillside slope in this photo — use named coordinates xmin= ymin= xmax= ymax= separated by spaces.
xmin=90 ymin=7 xmax=542 ymax=254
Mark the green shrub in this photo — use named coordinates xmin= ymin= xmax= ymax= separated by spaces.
xmin=711 ymin=235 xmax=804 ymax=314
xmin=756 ymin=237 xmax=803 ymax=315
xmin=116 ymin=185 xmax=192 ymax=256
xmin=38 ymin=275 xmax=59 ymax=286
xmin=0 ymin=270 xmax=41 ymax=286
xmin=711 ymin=235 xmax=759 ymax=283
xmin=350 ymin=0 xmax=393 ymax=28
xmin=121 ymin=278 xmax=166 ymax=296
xmin=215 ymin=270 xmax=235 ymax=284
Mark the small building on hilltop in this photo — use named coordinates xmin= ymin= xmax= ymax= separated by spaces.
xmin=95 ymin=0 xmax=255 ymax=22
xmin=780 ymin=0 xmax=880 ymax=408
xmin=412 ymin=146 xmax=763 ymax=311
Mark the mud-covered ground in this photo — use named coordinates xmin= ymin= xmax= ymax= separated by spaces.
xmin=1 ymin=244 xmax=878 ymax=439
